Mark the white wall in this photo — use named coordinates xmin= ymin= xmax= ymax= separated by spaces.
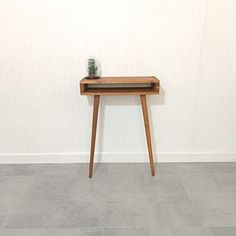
xmin=0 ymin=0 xmax=235 ymax=163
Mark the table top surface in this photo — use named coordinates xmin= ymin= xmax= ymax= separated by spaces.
xmin=80 ymin=76 xmax=159 ymax=84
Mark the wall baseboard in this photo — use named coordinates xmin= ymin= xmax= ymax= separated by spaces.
xmin=0 ymin=152 xmax=235 ymax=164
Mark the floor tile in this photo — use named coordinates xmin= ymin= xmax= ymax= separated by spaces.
xmin=202 ymin=163 xmax=236 ymax=174
xmin=46 ymin=199 xmax=105 ymax=228
xmin=0 ymin=176 xmax=34 ymax=195
xmin=29 ymin=175 xmax=75 ymax=197
xmin=139 ymin=173 xmax=189 ymax=201
xmin=214 ymin=173 xmax=236 ymax=192
xmin=0 ymin=164 xmax=45 ymax=176
xmin=40 ymin=163 xmax=108 ymax=177
xmin=0 ymin=163 xmax=236 ymax=230
xmin=152 ymin=200 xmax=205 ymax=227
xmin=199 ymin=207 xmax=236 ymax=227
xmin=5 ymin=209 xmax=49 ymax=228
xmin=104 ymin=194 xmax=157 ymax=227
xmin=0 ymin=229 xmax=42 ymax=236
xmin=0 ymin=228 xmax=104 ymax=236
xmin=104 ymin=227 xmax=145 ymax=236
xmin=0 ymin=214 xmax=6 ymax=228
xmin=175 ymin=163 xmax=236 ymax=174
xmin=180 ymin=172 xmax=219 ymax=194
xmin=145 ymin=227 xmax=210 ymax=236
xmin=208 ymin=227 xmax=236 ymax=236
xmin=104 ymin=227 xmax=211 ymax=236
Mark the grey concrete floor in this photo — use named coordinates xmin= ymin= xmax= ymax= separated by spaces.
xmin=0 ymin=163 xmax=236 ymax=236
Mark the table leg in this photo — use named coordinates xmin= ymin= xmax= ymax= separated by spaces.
xmin=140 ymin=95 xmax=155 ymax=176
xmin=89 ymin=95 xmax=100 ymax=178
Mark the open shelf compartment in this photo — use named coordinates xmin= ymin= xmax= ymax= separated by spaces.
xmin=80 ymin=76 xmax=160 ymax=96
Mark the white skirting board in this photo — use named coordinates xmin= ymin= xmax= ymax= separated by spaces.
xmin=0 ymin=152 xmax=235 ymax=164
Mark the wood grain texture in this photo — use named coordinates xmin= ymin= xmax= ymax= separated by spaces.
xmin=80 ymin=76 xmax=160 ymax=96
xmin=81 ymin=76 xmax=159 ymax=84
xmin=89 ymin=95 xmax=100 ymax=178
xmin=82 ymin=87 xmax=159 ymax=96
xmin=140 ymin=95 xmax=155 ymax=176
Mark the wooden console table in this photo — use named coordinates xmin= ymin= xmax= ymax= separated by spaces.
xmin=80 ymin=76 xmax=160 ymax=178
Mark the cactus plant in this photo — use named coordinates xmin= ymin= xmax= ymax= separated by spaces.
xmin=87 ymin=58 xmax=99 ymax=79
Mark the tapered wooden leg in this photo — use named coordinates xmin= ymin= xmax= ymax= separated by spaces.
xmin=140 ymin=95 xmax=155 ymax=176
xmin=89 ymin=95 xmax=100 ymax=178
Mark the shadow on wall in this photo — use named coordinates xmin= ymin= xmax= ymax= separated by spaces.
xmin=85 ymin=86 xmax=165 ymax=172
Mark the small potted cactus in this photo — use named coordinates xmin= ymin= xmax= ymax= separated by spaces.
xmin=87 ymin=58 xmax=100 ymax=79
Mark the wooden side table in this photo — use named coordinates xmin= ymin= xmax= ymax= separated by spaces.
xmin=80 ymin=76 xmax=160 ymax=178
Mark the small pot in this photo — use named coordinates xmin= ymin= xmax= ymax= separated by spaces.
xmin=86 ymin=76 xmax=100 ymax=80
